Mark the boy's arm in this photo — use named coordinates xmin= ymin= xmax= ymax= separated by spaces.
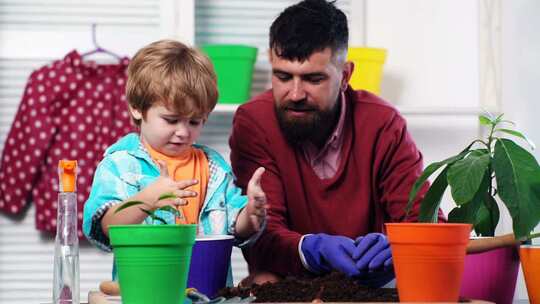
xmin=83 ymin=157 xmax=198 ymax=250
xmin=83 ymin=158 xmax=137 ymax=251
xmin=100 ymin=186 xmax=162 ymax=236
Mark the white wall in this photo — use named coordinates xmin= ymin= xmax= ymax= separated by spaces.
xmin=366 ymin=0 xmax=479 ymax=109
xmin=501 ymin=1 xmax=540 ymax=300
xmin=502 ymin=0 xmax=540 ymax=161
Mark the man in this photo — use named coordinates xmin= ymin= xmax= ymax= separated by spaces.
xmin=229 ymin=0 xmax=443 ymax=287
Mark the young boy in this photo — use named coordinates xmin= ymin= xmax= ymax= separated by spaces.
xmin=83 ymin=40 xmax=267 ymax=256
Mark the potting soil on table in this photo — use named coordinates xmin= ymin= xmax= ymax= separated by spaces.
xmin=218 ymin=272 xmax=398 ymax=302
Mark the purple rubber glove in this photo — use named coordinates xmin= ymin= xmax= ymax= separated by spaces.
xmin=352 ymin=233 xmax=394 ymax=288
xmin=301 ymin=233 xmax=361 ymax=277
xmin=354 ymin=268 xmax=395 ymax=288
xmin=353 ymin=233 xmax=393 ymax=271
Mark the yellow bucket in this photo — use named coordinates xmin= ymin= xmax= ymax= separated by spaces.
xmin=347 ymin=47 xmax=387 ymax=95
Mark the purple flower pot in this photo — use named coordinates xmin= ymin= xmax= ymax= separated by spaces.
xmin=460 ymin=244 xmax=520 ymax=304
xmin=187 ymin=235 xmax=234 ymax=298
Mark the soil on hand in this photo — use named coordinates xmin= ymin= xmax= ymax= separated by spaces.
xmin=218 ymin=272 xmax=399 ymax=302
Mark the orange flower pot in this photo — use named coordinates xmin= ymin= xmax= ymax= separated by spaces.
xmin=520 ymin=245 xmax=540 ymax=304
xmin=386 ymin=223 xmax=471 ymax=302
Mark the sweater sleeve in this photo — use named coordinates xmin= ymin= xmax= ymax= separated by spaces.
xmin=375 ymin=113 xmax=446 ymax=223
xmin=229 ymin=106 xmax=306 ymax=277
xmin=0 ymin=70 xmax=55 ymax=214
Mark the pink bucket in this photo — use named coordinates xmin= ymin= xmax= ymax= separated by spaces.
xmin=460 ymin=244 xmax=520 ymax=303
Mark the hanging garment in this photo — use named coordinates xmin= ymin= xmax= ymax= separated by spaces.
xmin=0 ymin=50 xmax=136 ymax=237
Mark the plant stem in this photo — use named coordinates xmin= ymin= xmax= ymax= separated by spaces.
xmin=486 ymin=122 xmax=497 ymax=234
xmin=527 ymin=232 xmax=540 ymax=240
xmin=471 ymin=139 xmax=489 ymax=150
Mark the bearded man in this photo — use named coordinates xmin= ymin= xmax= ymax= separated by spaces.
xmin=229 ymin=0 xmax=444 ymax=288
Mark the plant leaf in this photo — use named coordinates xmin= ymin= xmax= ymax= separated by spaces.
xmin=447 ymin=149 xmax=490 ymax=205
xmin=447 ymin=173 xmax=490 ymax=224
xmin=158 ymin=192 xmax=177 ymax=201
xmin=154 ymin=216 xmax=167 ymax=224
xmin=499 ymin=120 xmax=516 ymax=126
xmin=406 ymin=146 xmax=472 ymax=215
xmin=157 ymin=205 xmax=182 ymax=218
xmin=114 ymin=201 xmax=146 ymax=214
xmin=496 ymin=128 xmax=536 ymax=150
xmin=139 ymin=207 xmax=153 ymax=217
xmin=474 ymin=194 xmax=499 ymax=237
xmin=139 ymin=208 xmax=167 ymax=225
xmin=493 ymin=138 xmax=540 ymax=239
xmin=448 ymin=203 xmax=477 ymax=224
xmin=494 ymin=113 xmax=504 ymax=124
xmin=479 ymin=115 xmax=492 ymax=126
xmin=418 ymin=167 xmax=449 ymax=223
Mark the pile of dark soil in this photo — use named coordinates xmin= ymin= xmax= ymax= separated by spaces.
xmin=218 ymin=272 xmax=399 ymax=302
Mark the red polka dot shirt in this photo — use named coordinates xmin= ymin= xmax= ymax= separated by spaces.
xmin=0 ymin=51 xmax=136 ymax=238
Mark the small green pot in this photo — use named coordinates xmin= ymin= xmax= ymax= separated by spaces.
xmin=109 ymin=224 xmax=197 ymax=304
xmin=201 ymin=44 xmax=258 ymax=104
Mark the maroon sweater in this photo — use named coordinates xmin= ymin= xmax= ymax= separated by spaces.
xmin=230 ymin=88 xmax=442 ymax=276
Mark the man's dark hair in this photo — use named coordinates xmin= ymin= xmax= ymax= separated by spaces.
xmin=270 ymin=0 xmax=348 ymax=61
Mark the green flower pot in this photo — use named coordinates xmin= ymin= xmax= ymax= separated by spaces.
xmin=109 ymin=224 xmax=197 ymax=304
xmin=202 ymin=44 xmax=258 ymax=104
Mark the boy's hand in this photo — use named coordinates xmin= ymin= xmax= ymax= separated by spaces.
xmin=246 ymin=167 xmax=267 ymax=231
xmin=145 ymin=160 xmax=198 ymax=209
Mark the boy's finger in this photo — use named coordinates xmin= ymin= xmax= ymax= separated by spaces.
xmin=250 ymin=215 xmax=262 ymax=231
xmin=176 ymin=198 xmax=187 ymax=206
xmin=255 ymin=208 xmax=266 ymax=217
xmin=155 ymin=198 xmax=179 ymax=208
xmin=176 ymin=179 xmax=198 ymax=189
xmin=253 ymin=192 xmax=266 ymax=203
xmin=249 ymin=167 xmax=266 ymax=188
xmin=174 ymin=189 xmax=198 ymax=198
xmin=157 ymin=160 xmax=169 ymax=177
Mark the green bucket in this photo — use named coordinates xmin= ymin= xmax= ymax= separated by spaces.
xmin=202 ymin=44 xmax=258 ymax=104
xmin=109 ymin=224 xmax=197 ymax=304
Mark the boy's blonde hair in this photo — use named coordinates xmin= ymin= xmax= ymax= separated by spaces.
xmin=126 ymin=39 xmax=218 ymax=124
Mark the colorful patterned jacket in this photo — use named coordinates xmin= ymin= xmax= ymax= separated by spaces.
xmin=83 ymin=133 xmax=260 ymax=252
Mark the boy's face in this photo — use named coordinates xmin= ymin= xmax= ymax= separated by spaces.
xmin=130 ymin=104 xmax=205 ymax=157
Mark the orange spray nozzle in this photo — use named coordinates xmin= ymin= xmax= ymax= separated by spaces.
xmin=58 ymin=160 xmax=77 ymax=192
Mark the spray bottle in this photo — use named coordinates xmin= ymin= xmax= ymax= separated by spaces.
xmin=52 ymin=160 xmax=79 ymax=304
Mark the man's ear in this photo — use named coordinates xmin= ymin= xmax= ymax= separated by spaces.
xmin=268 ymin=48 xmax=275 ymax=63
xmin=341 ymin=61 xmax=354 ymax=91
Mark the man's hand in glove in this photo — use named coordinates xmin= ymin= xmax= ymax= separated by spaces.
xmin=352 ymin=233 xmax=395 ymax=288
xmin=301 ymin=233 xmax=360 ymax=277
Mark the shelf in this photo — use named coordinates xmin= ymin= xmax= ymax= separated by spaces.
xmin=213 ymin=104 xmax=486 ymax=117
xmin=397 ymin=106 xmax=486 ymax=116
xmin=213 ymin=104 xmax=239 ymax=112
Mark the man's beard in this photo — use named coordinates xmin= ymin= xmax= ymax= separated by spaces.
xmin=275 ymin=98 xmax=340 ymax=147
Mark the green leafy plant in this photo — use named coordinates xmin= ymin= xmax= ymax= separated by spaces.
xmin=406 ymin=113 xmax=540 ymax=240
xmin=115 ymin=192 xmax=185 ymax=224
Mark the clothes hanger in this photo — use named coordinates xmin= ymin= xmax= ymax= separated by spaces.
xmin=81 ymin=23 xmax=122 ymax=60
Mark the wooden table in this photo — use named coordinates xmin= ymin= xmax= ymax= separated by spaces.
xmin=88 ymin=291 xmax=495 ymax=304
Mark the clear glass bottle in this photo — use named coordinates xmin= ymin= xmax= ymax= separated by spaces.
xmin=52 ymin=160 xmax=79 ymax=304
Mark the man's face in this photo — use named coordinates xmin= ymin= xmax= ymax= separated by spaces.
xmin=270 ymin=47 xmax=353 ymax=145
